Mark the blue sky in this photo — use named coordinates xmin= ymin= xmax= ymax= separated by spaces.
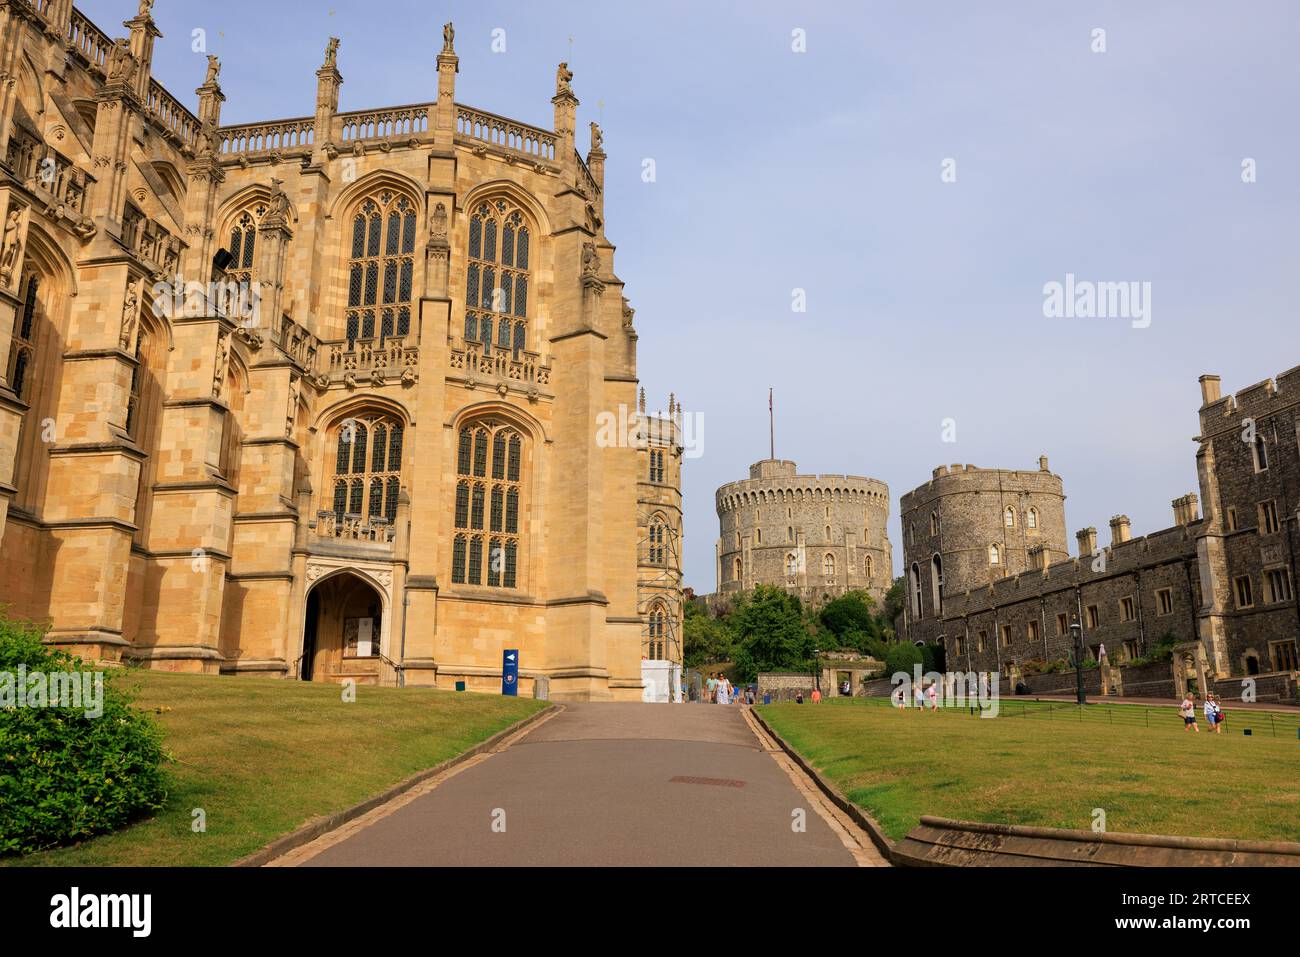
xmin=89 ymin=0 xmax=1300 ymax=592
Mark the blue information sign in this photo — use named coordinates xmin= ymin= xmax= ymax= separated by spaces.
xmin=502 ymin=649 xmax=519 ymax=696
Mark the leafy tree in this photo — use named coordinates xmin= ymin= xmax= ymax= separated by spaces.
xmin=731 ymin=586 xmax=813 ymax=682
xmin=682 ymin=602 xmax=736 ymax=669
xmin=880 ymin=577 xmax=906 ymax=628
xmin=819 ymin=591 xmax=879 ymax=642
xmin=884 ymin=642 xmax=923 ymax=678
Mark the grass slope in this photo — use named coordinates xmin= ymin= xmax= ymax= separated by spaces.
xmin=7 ymin=670 xmax=545 ymax=866
xmin=758 ymin=698 xmax=1300 ymax=844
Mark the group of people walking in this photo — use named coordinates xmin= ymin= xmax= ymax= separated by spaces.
xmin=703 ymin=672 xmax=753 ymax=705
xmin=1179 ymin=692 xmax=1225 ymax=733
xmin=892 ymin=681 xmax=939 ymax=711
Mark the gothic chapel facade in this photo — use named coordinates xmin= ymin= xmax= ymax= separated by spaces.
xmin=0 ymin=2 xmax=683 ymax=700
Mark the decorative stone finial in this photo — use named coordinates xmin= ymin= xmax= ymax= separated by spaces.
xmin=590 ymin=121 xmax=603 ymax=153
xmin=442 ymin=22 xmax=455 ymax=54
xmin=324 ymin=37 xmax=340 ymax=69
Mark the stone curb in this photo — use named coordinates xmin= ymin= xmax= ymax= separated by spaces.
xmin=750 ymin=707 xmax=896 ymax=863
xmin=231 ymin=702 xmax=559 ymax=867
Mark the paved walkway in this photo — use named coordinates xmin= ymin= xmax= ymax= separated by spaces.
xmin=275 ymin=702 xmax=885 ymax=867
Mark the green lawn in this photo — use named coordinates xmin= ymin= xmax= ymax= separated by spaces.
xmin=758 ymin=697 xmax=1300 ymax=844
xmin=6 ymin=670 xmax=546 ymax=867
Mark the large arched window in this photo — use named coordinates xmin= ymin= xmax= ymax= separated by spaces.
xmin=6 ymin=273 xmax=38 ymax=403
xmin=226 ymin=206 xmax=263 ymax=289
xmin=346 ymin=191 xmax=416 ymax=347
xmin=648 ymin=515 xmax=667 ymax=565
xmin=464 ymin=198 xmax=531 ymax=355
xmin=823 ymin=553 xmax=836 ymax=577
xmin=930 ymin=554 xmax=943 ymax=614
xmin=989 ymin=543 xmax=1001 ymax=565
xmin=646 ymin=602 xmax=668 ymax=660
xmin=785 ymin=552 xmax=799 ymax=577
xmin=909 ymin=562 xmax=922 ymax=618
xmin=330 ymin=413 xmax=404 ymax=525
xmin=452 ymin=420 xmax=524 ymax=588
xmin=1004 ymin=506 xmax=1016 ymax=528
xmin=1027 ymin=507 xmax=1039 ymax=529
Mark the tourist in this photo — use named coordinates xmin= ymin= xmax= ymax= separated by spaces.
xmin=1179 ymin=693 xmax=1199 ymax=732
xmin=927 ymin=681 xmax=938 ymax=712
xmin=706 ymin=673 xmax=717 ymax=703
xmin=795 ymin=690 xmax=804 ymax=704
xmin=811 ymin=686 xmax=821 ymax=704
xmin=1204 ymin=693 xmax=1222 ymax=734
xmin=893 ymin=685 xmax=906 ymax=710
xmin=914 ymin=681 xmax=925 ymax=710
xmin=717 ymin=676 xmax=731 ymax=704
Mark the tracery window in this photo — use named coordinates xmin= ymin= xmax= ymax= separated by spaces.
xmin=1027 ymin=507 xmax=1039 ymax=529
xmin=649 ymin=448 xmax=665 ymax=483
xmin=226 ymin=207 xmax=262 ymax=289
xmin=346 ymin=191 xmax=416 ymax=348
xmin=330 ymin=414 xmax=404 ymax=524
xmin=648 ymin=516 xmax=667 ymax=565
xmin=464 ymin=198 xmax=530 ymax=355
xmin=6 ymin=274 xmax=38 ymax=401
xmin=1004 ymin=506 xmax=1016 ymax=528
xmin=989 ymin=543 xmax=1001 ymax=565
xmin=823 ymin=553 xmax=836 ymax=577
xmin=786 ymin=553 xmax=799 ymax=577
xmin=452 ymin=421 xmax=523 ymax=588
xmin=646 ymin=603 xmax=667 ymax=660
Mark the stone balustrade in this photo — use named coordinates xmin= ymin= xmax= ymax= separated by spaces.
xmin=338 ymin=104 xmax=431 ymax=143
xmin=449 ymin=339 xmax=551 ymax=387
xmin=314 ymin=512 xmax=396 ymax=546
xmin=455 ymin=105 xmax=556 ymax=161
xmin=323 ymin=336 xmax=419 ymax=387
xmin=217 ymin=117 xmax=316 ymax=157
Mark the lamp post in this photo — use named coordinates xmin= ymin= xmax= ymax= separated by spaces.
xmin=1070 ymin=613 xmax=1086 ymax=706
xmin=812 ymin=647 xmax=821 ymax=696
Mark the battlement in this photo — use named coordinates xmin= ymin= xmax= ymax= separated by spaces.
xmin=716 ymin=460 xmax=890 ymax=512
xmin=900 ymin=457 xmax=1063 ymax=511
xmin=1198 ymin=366 xmax=1300 ymax=436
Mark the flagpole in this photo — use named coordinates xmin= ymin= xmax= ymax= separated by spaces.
xmin=769 ymin=388 xmax=774 ymax=460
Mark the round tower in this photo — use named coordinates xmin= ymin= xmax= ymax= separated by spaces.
xmin=715 ymin=459 xmax=892 ymax=607
xmin=899 ymin=457 xmax=1067 ymax=644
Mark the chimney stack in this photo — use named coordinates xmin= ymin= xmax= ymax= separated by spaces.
xmin=1076 ymin=527 xmax=1097 ymax=555
xmin=1038 ymin=455 xmax=1049 ymax=472
xmin=1109 ymin=515 xmax=1132 ymax=545
xmin=1199 ymin=374 xmax=1222 ymax=405
xmin=1172 ymin=493 xmax=1200 ymax=526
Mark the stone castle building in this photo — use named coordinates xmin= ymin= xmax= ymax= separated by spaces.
xmin=0 ymin=1 xmax=682 ymax=700
xmin=715 ymin=459 xmax=893 ymax=607
xmin=900 ymin=369 xmax=1299 ymax=698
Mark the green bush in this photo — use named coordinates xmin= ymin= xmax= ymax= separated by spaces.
xmin=0 ymin=616 xmax=169 ymax=856
xmin=884 ymin=642 xmax=923 ymax=677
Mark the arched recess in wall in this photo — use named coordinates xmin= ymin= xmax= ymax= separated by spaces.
xmin=126 ymin=302 xmax=176 ymax=545
xmin=7 ymin=225 xmax=76 ymax=514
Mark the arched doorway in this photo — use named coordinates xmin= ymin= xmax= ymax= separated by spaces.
xmin=301 ymin=571 xmax=385 ymax=682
